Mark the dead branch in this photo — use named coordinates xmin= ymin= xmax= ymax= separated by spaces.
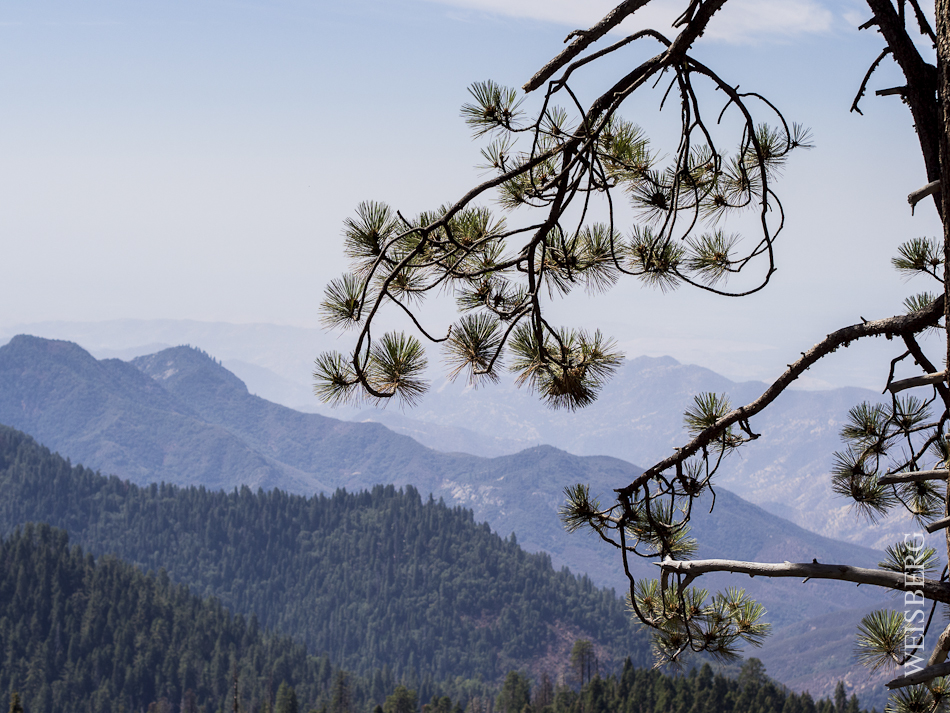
xmin=926 ymin=516 xmax=950 ymax=533
xmin=655 ymin=558 xmax=950 ymax=602
xmin=523 ymin=0 xmax=652 ymax=92
xmin=909 ymin=180 xmax=941 ymax=213
xmin=929 ymin=623 xmax=950 ymax=666
xmin=879 ymin=469 xmax=949 ymax=484
xmin=888 ymin=371 xmax=948 ymax=393
xmin=886 ymin=661 xmax=950 ymax=689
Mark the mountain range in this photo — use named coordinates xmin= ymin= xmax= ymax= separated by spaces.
xmin=0 ymin=334 xmax=901 ymax=702
xmin=0 ymin=318 xmax=914 ymax=550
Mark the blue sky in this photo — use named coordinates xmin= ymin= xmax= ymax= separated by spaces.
xmin=0 ymin=0 xmax=943 ymax=388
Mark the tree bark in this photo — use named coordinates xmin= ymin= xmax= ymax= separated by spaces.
xmin=937 ymin=0 xmax=950 ymax=610
xmin=878 ymin=469 xmax=949 ymax=484
xmin=655 ymin=558 xmax=950 ymax=602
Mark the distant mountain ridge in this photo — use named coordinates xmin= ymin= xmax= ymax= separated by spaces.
xmin=0 ymin=335 xmax=882 ymax=586
xmin=0 ymin=319 xmax=909 ymax=549
xmin=353 ymin=357 xmax=905 ymax=550
xmin=0 ymin=421 xmax=892 ymax=706
xmin=0 ymin=334 xmax=898 ymax=700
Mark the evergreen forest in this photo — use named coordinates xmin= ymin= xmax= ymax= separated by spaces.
xmin=0 ymin=520 xmax=872 ymax=713
xmin=1 ymin=523 xmax=343 ymax=713
xmin=0 ymin=425 xmax=650 ymax=682
xmin=0 ymin=424 xmax=881 ymax=713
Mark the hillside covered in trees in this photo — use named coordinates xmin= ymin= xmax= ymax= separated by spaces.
xmin=0 ymin=424 xmax=651 ymax=683
xmin=519 ymin=659 xmax=867 ymax=713
xmin=0 ymin=523 xmax=873 ymax=713
xmin=0 ymin=524 xmax=347 ymax=713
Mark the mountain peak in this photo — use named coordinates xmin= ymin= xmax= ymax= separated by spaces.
xmin=2 ymin=333 xmax=99 ymax=366
xmin=133 ymin=345 xmax=249 ymax=395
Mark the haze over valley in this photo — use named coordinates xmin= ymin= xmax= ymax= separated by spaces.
xmin=0 ymin=327 xmax=914 ymax=706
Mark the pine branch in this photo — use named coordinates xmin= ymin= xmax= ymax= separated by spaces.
xmin=878 ymin=469 xmax=949 ymax=484
xmin=886 ymin=661 xmax=950 ymax=689
xmin=618 ymin=296 xmax=945 ymax=498
xmin=655 ymin=558 xmax=950 ymax=602
xmin=523 ymin=0 xmax=653 ymax=92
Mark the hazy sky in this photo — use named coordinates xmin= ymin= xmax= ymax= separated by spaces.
xmin=1 ymin=0 xmax=943 ymax=387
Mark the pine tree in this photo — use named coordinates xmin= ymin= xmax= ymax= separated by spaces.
xmin=331 ymin=672 xmax=352 ymax=713
xmin=496 ymin=673 xmax=531 ymax=713
xmin=315 ymin=0 xmax=950 ymax=706
xmin=833 ymin=683 xmax=846 ymax=713
xmin=276 ymin=682 xmax=300 ymax=713
xmin=384 ymin=686 xmax=418 ymax=713
xmin=569 ymin=641 xmax=597 ymax=687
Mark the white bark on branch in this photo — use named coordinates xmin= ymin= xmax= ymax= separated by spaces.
xmin=888 ymin=370 xmax=948 ymax=393
xmin=887 ymin=661 xmax=950 ymax=689
xmin=908 ymin=179 xmax=941 ymax=212
xmin=879 ymin=469 xmax=949 ymax=484
xmin=655 ymin=558 xmax=950 ymax=602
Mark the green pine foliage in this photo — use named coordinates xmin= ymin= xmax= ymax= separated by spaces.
xmin=0 ymin=425 xmax=651 ymax=684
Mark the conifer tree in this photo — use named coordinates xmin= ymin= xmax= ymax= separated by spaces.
xmin=316 ymin=0 xmax=950 ymax=707
xmin=496 ymin=672 xmax=531 ymax=713
xmin=276 ymin=682 xmax=300 ymax=713
xmin=331 ymin=672 xmax=352 ymax=713
xmin=569 ymin=642 xmax=597 ymax=688
xmin=384 ymin=686 xmax=418 ymax=713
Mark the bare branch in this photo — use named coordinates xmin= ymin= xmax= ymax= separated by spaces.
xmin=655 ymin=558 xmax=950 ymax=602
xmin=888 ymin=371 xmax=948 ymax=393
xmin=926 ymin=516 xmax=950 ymax=533
xmin=909 ymin=180 xmax=941 ymax=213
xmin=876 ymin=85 xmax=908 ymax=96
xmin=523 ymin=0 xmax=652 ymax=93
xmin=851 ymin=48 xmax=892 ymax=115
xmin=887 ymin=661 xmax=950 ymax=689
xmin=879 ymin=469 xmax=949 ymax=484
xmin=929 ymin=622 xmax=950 ymax=666
xmin=864 ymin=0 xmax=941 ymax=189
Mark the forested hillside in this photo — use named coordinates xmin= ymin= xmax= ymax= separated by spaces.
xmin=0 ymin=524 xmax=868 ymax=713
xmin=0 ymin=523 xmax=344 ymax=713
xmin=0 ymin=337 xmax=888 ymax=623
xmin=0 ymin=425 xmax=651 ymax=683
xmin=506 ymin=659 xmax=868 ymax=713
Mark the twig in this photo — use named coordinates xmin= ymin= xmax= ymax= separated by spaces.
xmin=523 ymin=0 xmax=652 ymax=93
xmin=851 ymin=48 xmax=892 ymax=115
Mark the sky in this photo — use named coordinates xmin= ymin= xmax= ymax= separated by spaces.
xmin=0 ymin=0 xmax=944 ymax=389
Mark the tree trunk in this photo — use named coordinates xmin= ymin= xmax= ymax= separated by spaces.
xmin=939 ymin=0 xmax=950 ymax=570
